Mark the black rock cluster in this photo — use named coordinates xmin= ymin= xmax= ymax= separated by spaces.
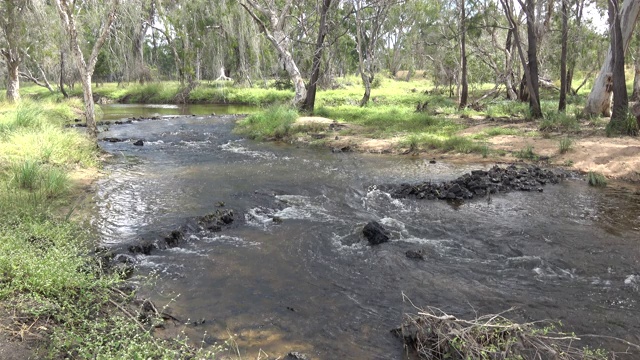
xmin=382 ymin=164 xmax=565 ymax=201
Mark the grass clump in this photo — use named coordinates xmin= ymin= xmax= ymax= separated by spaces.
xmin=234 ymin=105 xmax=298 ymax=140
xmin=558 ymin=137 xmax=573 ymax=154
xmin=587 ymin=171 xmax=607 ymax=187
xmin=514 ymin=145 xmax=537 ymax=160
xmin=540 ymin=111 xmax=580 ymax=132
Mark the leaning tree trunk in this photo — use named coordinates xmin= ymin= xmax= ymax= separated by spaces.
xmin=60 ymin=50 xmax=69 ymax=98
xmin=273 ymin=29 xmax=307 ymax=106
xmin=584 ymin=0 xmax=640 ymax=116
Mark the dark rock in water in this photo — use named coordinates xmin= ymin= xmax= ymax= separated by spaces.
xmin=129 ymin=241 xmax=155 ymax=255
xmin=363 ymin=221 xmax=390 ymax=245
xmin=198 ymin=209 xmax=234 ymax=231
xmin=111 ymin=253 xmax=137 ymax=279
xmin=405 ymin=250 xmax=424 ymax=260
xmin=133 ymin=139 xmax=144 ymax=146
xmin=164 ymin=230 xmax=184 ymax=247
xmin=381 ymin=164 xmax=566 ymax=202
xmin=74 ymin=118 xmax=81 ymax=123
xmin=429 ymin=160 xmax=437 ymax=164
xmin=102 ymin=137 xmax=124 ymax=143
xmin=284 ymin=352 xmax=310 ymax=360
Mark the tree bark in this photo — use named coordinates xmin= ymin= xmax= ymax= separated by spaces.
xmin=55 ymin=0 xmax=120 ymax=139
xmin=60 ymin=50 xmax=68 ymax=98
xmin=608 ymin=0 xmax=629 ymax=133
xmin=459 ymin=0 xmax=468 ymax=109
xmin=558 ymin=0 xmax=568 ymax=112
xmin=5 ymin=58 xmax=20 ymax=102
xmin=303 ymin=0 xmax=332 ymax=113
xmin=584 ymin=0 xmax=640 ymax=117
xmin=524 ymin=0 xmax=542 ymax=118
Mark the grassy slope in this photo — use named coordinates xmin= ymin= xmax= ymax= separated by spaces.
xmin=0 ymin=98 xmax=218 ymax=359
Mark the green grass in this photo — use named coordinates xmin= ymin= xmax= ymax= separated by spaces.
xmin=234 ymin=105 xmax=299 ymax=139
xmin=514 ymin=145 xmax=538 ymax=160
xmin=587 ymin=171 xmax=607 ymax=187
xmin=558 ymin=137 xmax=573 ymax=154
xmin=0 ymin=99 xmax=219 ymax=358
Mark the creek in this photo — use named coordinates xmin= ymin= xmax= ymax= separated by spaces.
xmin=94 ymin=108 xmax=640 ymax=359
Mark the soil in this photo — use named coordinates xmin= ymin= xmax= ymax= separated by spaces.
xmin=294 ymin=116 xmax=640 ymax=184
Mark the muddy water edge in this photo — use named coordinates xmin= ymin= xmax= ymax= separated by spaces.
xmin=93 ymin=112 xmax=640 ymax=359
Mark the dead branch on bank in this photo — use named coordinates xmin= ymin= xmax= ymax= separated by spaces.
xmin=395 ymin=294 xmax=630 ymax=360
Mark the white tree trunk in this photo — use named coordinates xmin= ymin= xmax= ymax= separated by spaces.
xmin=6 ymin=60 xmax=20 ymax=102
xmin=80 ymin=72 xmax=97 ymax=138
xmin=239 ymin=0 xmax=306 ymax=107
xmin=584 ymin=0 xmax=640 ymax=116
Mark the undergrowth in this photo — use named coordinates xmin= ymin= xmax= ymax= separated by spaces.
xmin=0 ymin=99 xmax=218 ymax=358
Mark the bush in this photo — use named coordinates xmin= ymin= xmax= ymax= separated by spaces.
xmin=587 ymin=171 xmax=607 ymax=187
xmin=558 ymin=137 xmax=573 ymax=154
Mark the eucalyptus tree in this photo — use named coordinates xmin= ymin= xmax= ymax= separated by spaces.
xmin=606 ymin=0 xmax=629 ymax=135
xmin=584 ymin=0 xmax=640 ymax=117
xmin=239 ymin=0 xmax=307 ymax=107
xmin=302 ymin=0 xmax=334 ymax=112
xmin=500 ymin=0 xmax=541 ymax=118
xmin=54 ymin=0 xmax=120 ymax=139
xmin=0 ymin=0 xmax=45 ymax=102
xmin=353 ymin=0 xmax=396 ymax=106
xmin=458 ymin=0 xmax=468 ymax=108
xmin=558 ymin=0 xmax=568 ymax=111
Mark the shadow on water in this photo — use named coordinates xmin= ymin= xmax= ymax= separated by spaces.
xmin=94 ymin=112 xmax=640 ymax=359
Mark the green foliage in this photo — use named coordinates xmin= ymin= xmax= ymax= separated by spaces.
xmin=587 ymin=171 xmax=607 ymax=187
xmin=234 ymin=105 xmax=299 ymax=140
xmin=606 ymin=111 xmax=639 ymax=137
xmin=514 ymin=145 xmax=537 ymax=160
xmin=540 ymin=111 xmax=580 ymax=132
xmin=558 ymin=137 xmax=573 ymax=154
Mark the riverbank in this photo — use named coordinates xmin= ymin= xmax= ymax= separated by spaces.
xmin=0 ymin=100 xmax=218 ymax=358
xmin=288 ymin=114 xmax=640 ymax=184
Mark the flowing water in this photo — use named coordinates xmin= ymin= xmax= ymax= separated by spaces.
xmin=94 ymin=109 xmax=640 ymax=359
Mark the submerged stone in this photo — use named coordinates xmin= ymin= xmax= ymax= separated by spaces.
xmin=363 ymin=221 xmax=390 ymax=245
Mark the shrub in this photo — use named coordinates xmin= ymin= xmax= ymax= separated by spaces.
xmin=558 ymin=137 xmax=573 ymax=154
xmin=587 ymin=171 xmax=607 ymax=187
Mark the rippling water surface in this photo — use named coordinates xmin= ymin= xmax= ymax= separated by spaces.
xmin=94 ymin=113 xmax=640 ymax=359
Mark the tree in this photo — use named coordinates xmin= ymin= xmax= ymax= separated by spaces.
xmin=302 ymin=0 xmax=333 ymax=113
xmin=54 ymin=0 xmax=120 ymax=139
xmin=353 ymin=0 xmax=395 ymax=107
xmin=584 ymin=0 xmax=640 ymax=117
xmin=458 ymin=0 xmax=468 ymax=109
xmin=239 ymin=0 xmax=307 ymax=107
xmin=558 ymin=0 xmax=569 ymax=111
xmin=500 ymin=0 xmax=541 ymax=118
xmin=0 ymin=0 xmax=36 ymax=102
xmin=607 ymin=0 xmax=630 ymax=135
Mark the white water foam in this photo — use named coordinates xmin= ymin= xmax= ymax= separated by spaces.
xmin=363 ymin=188 xmax=409 ymax=212
xmin=624 ymin=274 xmax=640 ymax=290
xmin=219 ymin=140 xmax=277 ymax=159
xmin=201 ymin=235 xmax=260 ymax=248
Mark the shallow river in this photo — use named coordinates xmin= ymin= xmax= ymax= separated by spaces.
xmin=93 ymin=109 xmax=640 ymax=359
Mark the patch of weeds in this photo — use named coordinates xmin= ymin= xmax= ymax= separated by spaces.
xmin=587 ymin=171 xmax=607 ymax=187
xmin=540 ymin=111 xmax=580 ymax=132
xmin=10 ymin=160 xmax=41 ymax=191
xmin=480 ymin=143 xmax=490 ymax=158
xmin=514 ymin=145 xmax=538 ymax=160
xmin=558 ymin=137 xmax=573 ymax=154
xmin=234 ymin=105 xmax=298 ymax=140
xmin=563 ymin=159 xmax=574 ymax=167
